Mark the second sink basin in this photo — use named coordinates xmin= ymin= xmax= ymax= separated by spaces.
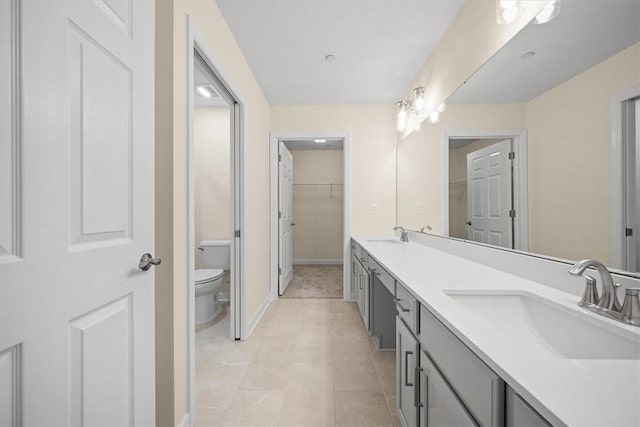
xmin=445 ymin=290 xmax=640 ymax=360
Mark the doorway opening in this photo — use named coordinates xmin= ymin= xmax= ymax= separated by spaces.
xmin=278 ymin=139 xmax=345 ymax=299
xmin=187 ymin=35 xmax=245 ymax=423
xmin=442 ymin=130 xmax=528 ymax=251
xmin=269 ymin=133 xmax=352 ymax=302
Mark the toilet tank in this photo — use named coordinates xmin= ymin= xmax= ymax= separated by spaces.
xmin=199 ymin=240 xmax=231 ymax=270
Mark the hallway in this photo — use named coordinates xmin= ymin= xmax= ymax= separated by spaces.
xmin=196 ymin=299 xmax=398 ymax=426
xmin=281 ymin=265 xmax=343 ymax=299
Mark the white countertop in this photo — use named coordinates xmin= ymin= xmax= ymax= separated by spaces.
xmin=353 ymin=236 xmax=640 ymax=427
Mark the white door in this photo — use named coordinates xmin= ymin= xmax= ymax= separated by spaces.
xmin=278 ymin=142 xmax=294 ymax=295
xmin=625 ymin=98 xmax=640 ymax=272
xmin=467 ymin=140 xmax=513 ymax=248
xmin=0 ymin=1 xmax=155 ymax=425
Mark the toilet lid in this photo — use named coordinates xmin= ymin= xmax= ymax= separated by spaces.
xmin=195 ymin=268 xmax=224 ymax=284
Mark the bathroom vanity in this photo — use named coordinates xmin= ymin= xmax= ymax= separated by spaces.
xmin=351 ymin=235 xmax=640 ymax=427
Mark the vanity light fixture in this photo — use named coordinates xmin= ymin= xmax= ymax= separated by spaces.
xmin=534 ymin=0 xmax=561 ymax=24
xmin=412 ymin=87 xmax=426 ymax=113
xmin=314 ymin=139 xmax=327 ymax=144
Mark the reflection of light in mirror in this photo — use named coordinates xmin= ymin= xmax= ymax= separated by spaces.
xmin=196 ymin=86 xmax=214 ymax=97
xmin=437 ymin=102 xmax=447 ymax=113
xmin=413 ymin=87 xmax=426 ymax=112
xmin=499 ymin=0 xmax=518 ymax=8
xmin=502 ymin=6 xmax=519 ymax=23
xmin=428 ymin=110 xmax=441 ymax=124
xmin=534 ymin=0 xmax=561 ymax=24
xmin=497 ymin=0 xmax=521 ymax=24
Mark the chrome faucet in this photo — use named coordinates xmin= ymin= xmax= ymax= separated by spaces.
xmin=393 ymin=226 xmax=409 ymax=242
xmin=567 ymin=259 xmax=621 ymax=312
xmin=420 ymin=225 xmax=433 ymax=233
xmin=566 ymin=259 xmax=640 ymax=326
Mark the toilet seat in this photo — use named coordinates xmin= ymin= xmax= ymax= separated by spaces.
xmin=195 ymin=268 xmax=224 ymax=285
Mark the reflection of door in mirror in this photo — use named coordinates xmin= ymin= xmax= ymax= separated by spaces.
xmin=623 ymin=98 xmax=640 ymax=272
xmin=448 ymin=138 xmax=514 ymax=249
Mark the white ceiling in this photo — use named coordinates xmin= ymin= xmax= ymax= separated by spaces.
xmin=449 ymin=0 xmax=640 ymax=104
xmin=216 ymin=0 xmax=465 ymax=105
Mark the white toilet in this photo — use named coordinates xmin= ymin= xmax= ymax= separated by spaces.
xmin=195 ymin=240 xmax=230 ymax=325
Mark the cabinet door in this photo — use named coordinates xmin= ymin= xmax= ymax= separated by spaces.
xmin=397 ymin=317 xmax=419 ymax=427
xmin=362 ymin=268 xmax=370 ymax=330
xmin=505 ymin=387 xmax=551 ymax=427
xmin=419 ymin=351 xmax=478 ymax=427
xmin=351 ymin=254 xmax=359 ymax=301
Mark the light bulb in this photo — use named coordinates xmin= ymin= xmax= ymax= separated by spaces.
xmin=502 ymin=5 xmax=519 ymax=23
xmin=428 ymin=111 xmax=440 ymax=124
xmin=397 ymin=101 xmax=408 ymax=132
xmin=436 ymin=102 xmax=447 ymax=113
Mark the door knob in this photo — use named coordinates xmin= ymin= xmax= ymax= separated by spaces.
xmin=466 ymin=221 xmax=472 ymax=226
xmin=139 ymin=253 xmax=161 ymax=271
xmin=291 ymin=222 xmax=296 ymax=227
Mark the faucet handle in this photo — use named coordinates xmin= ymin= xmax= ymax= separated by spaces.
xmin=578 ymin=275 xmax=599 ymax=307
xmin=620 ymin=288 xmax=640 ymax=326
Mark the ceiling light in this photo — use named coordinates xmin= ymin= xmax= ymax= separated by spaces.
xmin=436 ymin=102 xmax=447 ymax=113
xmin=412 ymin=87 xmax=426 ymax=113
xmin=428 ymin=110 xmax=441 ymax=124
xmin=195 ymin=85 xmax=217 ymax=98
xmin=314 ymin=139 xmax=327 ymax=144
xmin=325 ymin=54 xmax=336 ymax=63
xmin=534 ymin=0 xmax=561 ymax=24
xmin=496 ymin=0 xmax=522 ymax=24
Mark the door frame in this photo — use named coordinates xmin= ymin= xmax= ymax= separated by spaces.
xmin=442 ymin=129 xmax=529 ymax=251
xmin=186 ymin=16 xmax=248 ymax=425
xmin=610 ymin=84 xmax=640 ymax=270
xmin=269 ymin=132 xmax=352 ymax=301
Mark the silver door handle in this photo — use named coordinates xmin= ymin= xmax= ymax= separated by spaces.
xmin=139 ymin=253 xmax=161 ymax=271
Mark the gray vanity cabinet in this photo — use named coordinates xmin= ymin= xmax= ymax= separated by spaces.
xmin=351 ymin=243 xmax=370 ymax=331
xmin=397 ymin=316 xmax=419 ymax=427
xmin=418 ymin=350 xmax=477 ymax=427
xmin=506 ymin=387 xmax=551 ymax=427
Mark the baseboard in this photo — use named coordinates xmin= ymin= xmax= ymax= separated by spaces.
xmin=177 ymin=413 xmax=190 ymax=427
xmin=244 ymin=292 xmax=271 ymax=339
xmin=293 ymin=259 xmax=343 ymax=265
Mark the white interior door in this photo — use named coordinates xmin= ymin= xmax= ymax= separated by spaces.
xmin=467 ymin=140 xmax=513 ymax=248
xmin=625 ymin=98 xmax=640 ymax=271
xmin=279 ymin=142 xmax=294 ymax=295
xmin=0 ymin=1 xmax=155 ymax=425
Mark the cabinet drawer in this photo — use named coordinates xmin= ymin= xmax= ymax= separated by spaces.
xmin=395 ymin=283 xmax=418 ymax=332
xmin=419 ymin=306 xmax=503 ymax=427
xmin=352 ymin=243 xmax=367 ymax=265
xmin=369 ymin=257 xmax=395 ymax=295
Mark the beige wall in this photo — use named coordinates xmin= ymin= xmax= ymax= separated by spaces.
xmin=527 ymin=42 xmax=640 ymax=263
xmin=291 ymin=150 xmax=344 ymax=261
xmin=397 ymin=104 xmax=527 ymax=232
xmin=155 ymin=0 xmax=271 ymax=425
xmin=271 ymin=105 xmax=397 ymax=236
xmin=448 ymin=138 xmax=504 ymax=239
xmin=194 ymin=107 xmax=231 ymax=269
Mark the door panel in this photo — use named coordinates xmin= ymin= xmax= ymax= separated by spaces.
xmin=279 ymin=141 xmax=294 ymax=294
xmin=397 ymin=317 xmax=419 ymax=427
xmin=467 ymin=140 xmax=513 ymax=249
xmin=0 ymin=1 xmax=155 ymax=424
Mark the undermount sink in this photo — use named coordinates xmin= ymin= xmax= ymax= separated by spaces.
xmin=445 ymin=291 xmax=640 ymax=360
xmin=366 ymin=239 xmax=405 ymax=244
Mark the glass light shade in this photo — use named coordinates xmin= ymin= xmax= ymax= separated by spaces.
xmin=397 ymin=101 xmax=408 ymax=132
xmin=436 ymin=102 xmax=447 ymax=113
xmin=534 ymin=0 xmax=561 ymax=24
xmin=502 ymin=5 xmax=519 ymax=23
xmin=413 ymin=87 xmax=425 ymax=113
xmin=499 ymin=0 xmax=518 ymax=9
xmin=428 ymin=110 xmax=440 ymax=124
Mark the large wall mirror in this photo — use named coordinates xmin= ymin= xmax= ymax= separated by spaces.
xmin=397 ymin=0 xmax=640 ymax=272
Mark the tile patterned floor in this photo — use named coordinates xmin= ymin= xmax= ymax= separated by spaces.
xmin=280 ymin=265 xmax=343 ymax=299
xmin=196 ymin=299 xmax=399 ymax=426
